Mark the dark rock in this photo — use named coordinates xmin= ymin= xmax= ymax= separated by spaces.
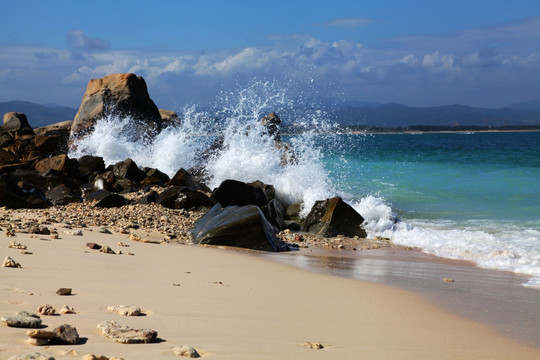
xmin=174 ymin=188 xmax=212 ymax=209
xmin=211 ymin=179 xmax=269 ymax=207
xmin=192 ymin=204 xmax=284 ymax=252
xmin=247 ymin=180 xmax=275 ymax=202
xmin=45 ymin=184 xmax=81 ymax=205
xmin=138 ymin=190 xmax=158 ymax=204
xmin=156 ymin=186 xmax=211 ymax=210
xmin=166 ymin=168 xmax=206 ymax=191
xmin=25 ymin=189 xmax=50 ymax=209
xmin=86 ymin=242 xmax=102 ymax=250
xmin=91 ymin=191 xmax=127 ymax=208
xmin=302 ymin=197 xmax=367 ymax=238
xmin=0 ymin=128 xmax=14 ymax=147
xmin=0 ymin=175 xmax=27 ymax=208
xmin=260 ymin=198 xmax=289 ymax=231
xmin=261 ymin=112 xmax=281 ymax=140
xmin=70 ymin=73 xmax=163 ymax=140
xmin=33 ymin=135 xmax=66 ymax=158
xmin=112 ymin=158 xmax=146 ymax=182
xmin=77 ymin=155 xmax=105 ymax=175
xmin=143 ymin=167 xmax=170 ymax=185
xmin=286 ymin=202 xmax=303 ymax=222
xmin=56 ymin=288 xmax=72 ymax=296
xmin=53 ymin=324 xmax=79 ymax=345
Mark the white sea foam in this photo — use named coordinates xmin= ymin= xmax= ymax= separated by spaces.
xmin=351 ymin=198 xmax=540 ymax=288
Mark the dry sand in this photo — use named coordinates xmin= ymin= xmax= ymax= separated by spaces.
xmin=1 ymin=219 xmax=540 ymax=359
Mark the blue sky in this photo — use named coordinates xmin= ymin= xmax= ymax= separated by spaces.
xmin=1 ymin=0 xmax=539 ymax=109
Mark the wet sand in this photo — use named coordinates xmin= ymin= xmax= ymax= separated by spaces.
xmin=262 ymin=246 xmax=540 ymax=348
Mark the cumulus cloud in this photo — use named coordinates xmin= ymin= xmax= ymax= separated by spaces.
xmin=316 ymin=16 xmax=377 ymax=28
xmin=66 ymin=30 xmax=110 ymax=52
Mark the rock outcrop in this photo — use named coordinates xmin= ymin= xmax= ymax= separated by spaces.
xmin=302 ymin=197 xmax=367 ymax=238
xmin=70 ymin=73 xmax=163 ymax=140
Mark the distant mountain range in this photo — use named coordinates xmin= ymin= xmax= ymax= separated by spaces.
xmin=2 ymin=99 xmax=540 ymax=129
xmin=0 ymin=101 xmax=78 ymax=128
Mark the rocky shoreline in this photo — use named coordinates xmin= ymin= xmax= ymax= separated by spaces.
xmin=1 ymin=72 xmax=384 ymax=254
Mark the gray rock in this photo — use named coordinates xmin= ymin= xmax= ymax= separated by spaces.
xmin=1 ymin=311 xmax=42 ymax=328
xmin=97 ymin=320 xmax=157 ymax=344
xmin=54 ymin=324 xmax=79 ymax=344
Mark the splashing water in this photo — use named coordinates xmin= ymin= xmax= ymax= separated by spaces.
xmin=69 ymin=81 xmax=540 ymax=288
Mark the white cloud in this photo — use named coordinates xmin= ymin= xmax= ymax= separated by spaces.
xmin=66 ymin=30 xmax=110 ymax=52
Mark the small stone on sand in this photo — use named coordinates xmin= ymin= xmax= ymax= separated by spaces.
xmin=56 ymin=287 xmax=72 ymax=295
xmin=99 ymin=246 xmax=116 ymax=254
xmin=107 ymin=305 xmax=142 ymax=316
xmin=8 ymin=240 xmax=27 ymax=249
xmin=59 ymin=305 xmax=76 ymax=314
xmin=37 ymin=304 xmax=56 ymax=315
xmin=3 ymin=256 xmax=22 ymax=268
xmin=173 ymin=345 xmax=200 ymax=358
xmin=303 ymin=341 xmax=324 ymax=349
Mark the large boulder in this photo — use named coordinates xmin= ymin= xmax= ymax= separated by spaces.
xmin=302 ymin=197 xmax=367 ymax=238
xmin=70 ymin=73 xmax=162 ymax=139
xmin=192 ymin=204 xmax=284 ymax=251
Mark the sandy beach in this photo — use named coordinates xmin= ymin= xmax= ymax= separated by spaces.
xmin=1 ymin=208 xmax=539 ymax=360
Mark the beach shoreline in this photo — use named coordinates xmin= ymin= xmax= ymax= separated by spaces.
xmin=1 ymin=207 xmax=539 ymax=359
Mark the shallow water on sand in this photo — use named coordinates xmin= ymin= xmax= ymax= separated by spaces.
xmin=262 ymin=247 xmax=540 ymax=348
